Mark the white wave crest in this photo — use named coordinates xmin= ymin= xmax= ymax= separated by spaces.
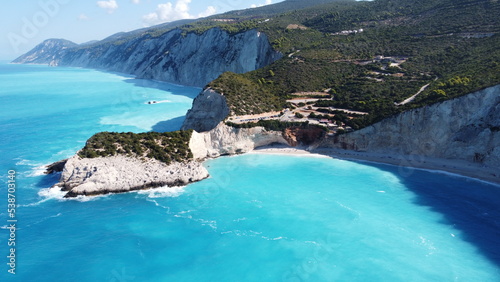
xmin=38 ymin=186 xmax=68 ymax=201
xmin=262 ymin=236 xmax=287 ymax=241
xmin=17 ymin=187 xmax=66 ymax=207
xmin=15 ymin=158 xmax=36 ymax=166
xmin=37 ymin=186 xmax=105 ymax=202
xmin=136 ymin=186 xmax=186 ymax=198
xmin=28 ymin=165 xmax=48 ymax=177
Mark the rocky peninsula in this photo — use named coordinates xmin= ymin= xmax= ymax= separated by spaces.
xmin=50 ymin=121 xmax=327 ymax=197
xmin=47 ymin=122 xmax=283 ymax=197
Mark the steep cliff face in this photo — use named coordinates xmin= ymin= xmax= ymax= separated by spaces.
xmin=283 ymin=127 xmax=326 ymax=147
xmin=190 ymin=123 xmax=289 ymax=159
xmin=322 ymin=85 xmax=500 ymax=168
xmin=182 ymin=88 xmax=230 ymax=132
xmin=13 ymin=28 xmax=281 ymax=87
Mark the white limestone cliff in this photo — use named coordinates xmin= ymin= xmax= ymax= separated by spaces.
xmin=189 ymin=123 xmax=289 ymax=160
xmin=182 ymin=88 xmax=230 ymax=132
xmin=322 ymin=84 xmax=500 ymax=170
xmin=13 ymin=28 xmax=281 ymax=87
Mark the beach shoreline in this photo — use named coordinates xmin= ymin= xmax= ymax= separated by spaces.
xmin=252 ymin=145 xmax=500 ymax=186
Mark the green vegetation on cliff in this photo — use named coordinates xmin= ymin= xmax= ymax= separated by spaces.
xmin=78 ymin=130 xmax=193 ymax=164
xmin=209 ymin=72 xmax=285 ymax=115
xmin=226 ymin=120 xmax=326 ymax=132
xmin=203 ymin=0 xmax=500 ymax=129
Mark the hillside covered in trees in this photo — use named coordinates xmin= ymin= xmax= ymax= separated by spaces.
xmin=198 ymin=0 xmax=500 ymax=129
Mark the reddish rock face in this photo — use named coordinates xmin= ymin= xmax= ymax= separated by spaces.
xmin=284 ymin=126 xmax=325 ymax=147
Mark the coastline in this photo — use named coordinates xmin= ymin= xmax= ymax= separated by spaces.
xmin=248 ymin=145 xmax=327 ymax=158
xmin=252 ymin=146 xmax=500 ymax=186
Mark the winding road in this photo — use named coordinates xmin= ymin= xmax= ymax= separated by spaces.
xmin=395 ymin=83 xmax=431 ymax=106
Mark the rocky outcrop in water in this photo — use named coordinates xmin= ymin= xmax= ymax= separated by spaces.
xmin=45 ymin=159 xmax=68 ymax=175
xmin=57 ymin=155 xmax=209 ymax=198
xmin=13 ymin=28 xmax=281 ymax=87
xmin=322 ymin=85 xmax=500 ymax=169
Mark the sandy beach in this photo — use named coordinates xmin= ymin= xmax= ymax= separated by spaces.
xmin=252 ymin=145 xmax=500 ymax=186
xmin=249 ymin=145 xmax=325 ymax=157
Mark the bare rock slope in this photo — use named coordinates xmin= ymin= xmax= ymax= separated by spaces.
xmin=58 ymin=156 xmax=209 ymax=197
xmin=182 ymin=88 xmax=230 ymax=132
xmin=323 ymin=84 xmax=500 ymax=173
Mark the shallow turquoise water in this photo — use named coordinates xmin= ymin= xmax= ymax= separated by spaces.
xmin=0 ymin=63 xmax=499 ymax=281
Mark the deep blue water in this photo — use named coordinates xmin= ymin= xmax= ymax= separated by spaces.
xmin=0 ymin=63 xmax=499 ymax=281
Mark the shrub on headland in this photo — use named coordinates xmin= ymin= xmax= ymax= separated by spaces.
xmin=78 ymin=130 xmax=194 ymax=164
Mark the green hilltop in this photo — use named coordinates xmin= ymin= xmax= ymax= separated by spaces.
xmin=194 ymin=0 xmax=500 ymax=130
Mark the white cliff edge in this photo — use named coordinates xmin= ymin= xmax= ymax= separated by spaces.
xmin=182 ymin=88 xmax=230 ymax=132
xmin=189 ymin=123 xmax=289 ymax=160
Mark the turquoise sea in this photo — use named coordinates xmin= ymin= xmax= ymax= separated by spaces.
xmin=0 ymin=62 xmax=499 ymax=281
